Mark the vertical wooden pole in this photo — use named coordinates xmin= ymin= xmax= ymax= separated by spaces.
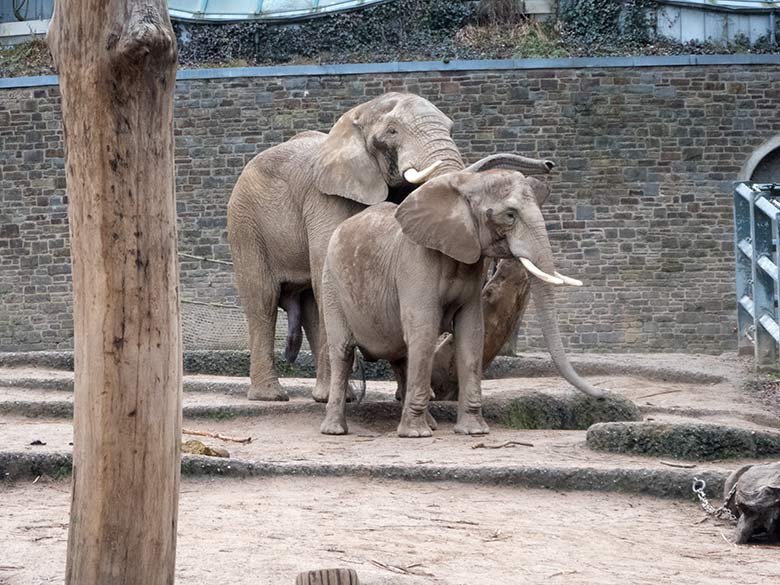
xmin=48 ymin=1 xmax=181 ymax=583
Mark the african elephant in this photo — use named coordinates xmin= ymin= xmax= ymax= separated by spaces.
xmin=228 ymin=93 xmax=464 ymax=401
xmin=320 ymin=162 xmax=604 ymax=438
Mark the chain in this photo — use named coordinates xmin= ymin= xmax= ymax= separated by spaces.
xmin=692 ymin=477 xmax=738 ymax=522
xmin=179 ymin=252 xmax=233 ymax=267
xmin=181 ymin=298 xmax=242 ymax=310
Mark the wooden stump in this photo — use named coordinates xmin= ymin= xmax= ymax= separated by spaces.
xmin=295 ymin=568 xmax=360 ymax=585
xmin=431 ymin=258 xmax=531 ymax=400
xmin=48 ymin=1 xmax=182 ymax=584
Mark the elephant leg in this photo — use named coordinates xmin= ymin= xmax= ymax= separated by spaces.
xmin=453 ymin=297 xmax=489 ymax=435
xmin=300 ymin=287 xmax=319 ymax=361
xmin=391 ymin=358 xmax=407 ymax=402
xmin=397 ymin=309 xmax=440 ymax=438
xmin=244 ymin=280 xmax=288 ymax=402
xmin=301 ymin=288 xmax=337 ymax=402
xmin=391 ymin=358 xmax=436 ymax=431
xmin=320 ymin=281 xmax=353 ymax=435
xmin=320 ymin=340 xmax=353 ymax=435
xmin=307 ymin=256 xmax=333 ymax=403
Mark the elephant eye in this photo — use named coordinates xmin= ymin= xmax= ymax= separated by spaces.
xmin=386 ymin=126 xmax=398 ymax=136
xmin=502 ymin=211 xmax=517 ymax=226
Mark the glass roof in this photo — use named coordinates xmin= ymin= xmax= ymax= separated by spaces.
xmin=659 ymin=0 xmax=779 ymax=8
xmin=168 ymin=0 xmax=390 ymax=22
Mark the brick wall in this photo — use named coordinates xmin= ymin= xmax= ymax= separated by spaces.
xmin=2 ymin=59 xmax=779 ymax=353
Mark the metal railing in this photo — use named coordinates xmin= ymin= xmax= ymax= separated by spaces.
xmin=734 ymin=182 xmax=780 ymax=368
xmin=168 ymin=0 xmax=393 ymax=23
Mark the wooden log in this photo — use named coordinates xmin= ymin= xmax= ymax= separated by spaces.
xmin=431 ymin=259 xmax=531 ymax=400
xmin=295 ymin=568 xmax=360 ymax=585
xmin=48 ymin=1 xmax=181 ymax=584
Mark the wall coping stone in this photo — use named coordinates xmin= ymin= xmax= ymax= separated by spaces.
xmin=2 ymin=53 xmax=780 ymax=89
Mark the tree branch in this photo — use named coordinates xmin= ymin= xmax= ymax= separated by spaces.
xmin=110 ymin=1 xmax=176 ymax=70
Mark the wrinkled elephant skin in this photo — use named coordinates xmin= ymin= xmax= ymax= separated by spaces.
xmin=321 ymin=167 xmax=602 ymax=439
xmin=227 ymin=93 xmax=463 ymax=402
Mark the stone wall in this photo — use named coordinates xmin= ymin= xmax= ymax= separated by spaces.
xmin=2 ymin=56 xmax=779 ymax=353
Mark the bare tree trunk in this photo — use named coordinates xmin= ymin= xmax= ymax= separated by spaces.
xmin=431 ymin=259 xmax=531 ymax=400
xmin=48 ymin=1 xmax=181 ymax=583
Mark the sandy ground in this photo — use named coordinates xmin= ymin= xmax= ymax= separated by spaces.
xmin=1 ymin=353 xmax=779 ymax=585
xmin=1 ymin=369 xmax=777 ymax=475
xmin=1 ymin=476 xmax=778 ymax=585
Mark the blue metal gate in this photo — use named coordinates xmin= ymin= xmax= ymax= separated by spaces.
xmin=734 ymin=182 xmax=780 ymax=368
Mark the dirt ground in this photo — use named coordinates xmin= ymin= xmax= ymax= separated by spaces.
xmin=0 ymin=365 xmax=777 ymax=475
xmin=1 ymin=352 xmax=779 ymax=584
xmin=1 ymin=476 xmax=778 ymax=585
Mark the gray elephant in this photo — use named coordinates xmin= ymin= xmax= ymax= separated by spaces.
xmin=228 ymin=93 xmax=464 ymax=401
xmin=320 ymin=162 xmax=604 ymax=438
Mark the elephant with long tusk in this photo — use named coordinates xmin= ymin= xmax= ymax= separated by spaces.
xmin=320 ymin=164 xmax=605 ymax=438
xmin=228 ymin=91 xmax=566 ymax=404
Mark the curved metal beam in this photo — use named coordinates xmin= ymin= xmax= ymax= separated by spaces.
xmin=169 ymin=0 xmax=394 ymax=23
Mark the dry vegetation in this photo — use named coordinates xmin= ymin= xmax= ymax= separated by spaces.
xmin=0 ymin=36 xmax=55 ymax=77
xmin=0 ymin=0 xmax=778 ymax=77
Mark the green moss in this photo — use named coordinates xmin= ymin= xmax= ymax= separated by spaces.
xmin=587 ymin=422 xmax=780 ymax=460
xmin=499 ymin=392 xmax=640 ymax=430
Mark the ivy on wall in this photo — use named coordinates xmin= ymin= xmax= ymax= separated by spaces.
xmin=558 ymin=0 xmax=654 ymax=46
xmin=175 ymin=0 xmax=476 ymax=65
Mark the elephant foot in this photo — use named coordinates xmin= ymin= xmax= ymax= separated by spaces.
xmin=397 ymin=413 xmax=433 ymax=438
xmin=320 ymin=412 xmax=348 ymax=435
xmin=313 ymin=381 xmax=356 ymax=403
xmin=311 ymin=379 xmax=330 ymax=403
xmin=426 ymin=408 xmax=438 ymax=431
xmin=454 ymin=412 xmax=489 ymax=436
xmin=247 ymin=380 xmax=289 ymax=402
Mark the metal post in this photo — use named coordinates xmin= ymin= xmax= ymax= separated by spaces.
xmin=734 ymin=182 xmax=780 ymax=370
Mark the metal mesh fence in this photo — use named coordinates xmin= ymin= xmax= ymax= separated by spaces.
xmin=181 ymin=300 xmax=312 ymax=352
xmin=178 ymin=252 xmax=312 ymax=352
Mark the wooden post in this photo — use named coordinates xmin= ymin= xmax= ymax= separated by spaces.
xmin=296 ymin=569 xmax=360 ymax=585
xmin=48 ymin=1 xmax=182 ymax=584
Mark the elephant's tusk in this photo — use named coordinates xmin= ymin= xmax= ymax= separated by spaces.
xmin=519 ymin=258 xmax=564 ymax=285
xmin=554 ymin=271 xmax=583 ymax=286
xmin=403 ymin=161 xmax=443 ymax=184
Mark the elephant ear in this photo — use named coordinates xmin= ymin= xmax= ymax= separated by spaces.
xmin=394 ymin=175 xmax=481 ymax=264
xmin=524 ymin=175 xmax=552 ymax=207
xmin=466 ymin=153 xmax=555 ymax=176
xmin=314 ymin=105 xmax=388 ymax=205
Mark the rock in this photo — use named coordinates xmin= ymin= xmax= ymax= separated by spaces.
xmin=587 ymin=422 xmax=780 ymax=460
xmin=181 ymin=439 xmax=229 ymax=458
xmin=724 ymin=461 xmax=780 ymax=544
xmin=486 ymin=391 xmax=640 ymax=430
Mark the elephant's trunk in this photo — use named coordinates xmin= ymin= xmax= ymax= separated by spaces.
xmin=411 ymin=140 xmax=464 ymax=180
xmin=510 ymin=218 xmax=603 ymax=399
xmin=530 ymin=277 xmax=604 ymax=398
